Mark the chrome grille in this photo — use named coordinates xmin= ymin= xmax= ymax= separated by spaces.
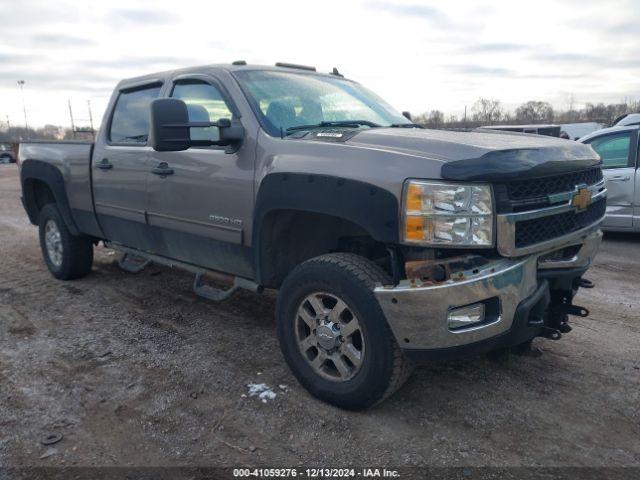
xmin=496 ymin=167 xmax=606 ymax=257
xmin=514 ymin=198 xmax=606 ymax=248
xmin=507 ymin=167 xmax=602 ymax=201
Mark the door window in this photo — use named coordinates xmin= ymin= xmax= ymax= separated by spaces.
xmin=587 ymin=132 xmax=633 ymax=169
xmin=171 ymin=81 xmax=233 ymax=142
xmin=109 ymin=85 xmax=162 ymax=144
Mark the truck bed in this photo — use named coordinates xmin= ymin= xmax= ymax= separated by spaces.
xmin=19 ymin=140 xmax=101 ymax=238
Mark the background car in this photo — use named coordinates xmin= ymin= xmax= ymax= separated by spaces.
xmin=613 ymin=113 xmax=640 ymax=127
xmin=580 ymin=125 xmax=639 ymax=231
xmin=0 ymin=143 xmax=17 ymax=163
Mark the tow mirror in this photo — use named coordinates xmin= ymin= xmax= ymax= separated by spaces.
xmin=149 ymin=98 xmax=244 ymax=152
xmin=402 ymin=111 xmax=412 ymax=121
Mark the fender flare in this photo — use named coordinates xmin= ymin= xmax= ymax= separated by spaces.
xmin=20 ymin=159 xmax=80 ymax=235
xmin=252 ymin=172 xmax=399 ymax=284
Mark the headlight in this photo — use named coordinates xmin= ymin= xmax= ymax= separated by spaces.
xmin=402 ymin=180 xmax=494 ymax=246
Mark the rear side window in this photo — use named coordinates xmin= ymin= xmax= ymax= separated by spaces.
xmin=587 ymin=132 xmax=632 ymax=169
xmin=109 ymin=85 xmax=162 ymax=144
xmin=171 ymin=81 xmax=232 ymax=142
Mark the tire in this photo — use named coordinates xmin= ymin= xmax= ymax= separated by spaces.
xmin=276 ymin=253 xmax=412 ymax=410
xmin=38 ymin=204 xmax=93 ymax=280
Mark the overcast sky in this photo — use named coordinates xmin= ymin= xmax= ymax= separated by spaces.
xmin=1 ymin=0 xmax=638 ymax=128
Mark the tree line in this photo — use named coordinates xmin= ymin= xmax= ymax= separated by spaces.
xmin=0 ymin=124 xmax=94 ymax=143
xmin=413 ymin=98 xmax=640 ymax=129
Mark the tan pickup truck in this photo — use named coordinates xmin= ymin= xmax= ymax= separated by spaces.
xmin=19 ymin=62 xmax=605 ymax=409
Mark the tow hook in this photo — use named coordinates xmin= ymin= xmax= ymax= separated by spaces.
xmin=579 ymin=278 xmax=595 ymax=289
xmin=542 ymin=327 xmax=562 ymax=340
xmin=557 ymin=322 xmax=572 ymax=333
xmin=553 ymin=304 xmax=589 ymax=318
xmin=545 ymin=303 xmax=588 ymax=338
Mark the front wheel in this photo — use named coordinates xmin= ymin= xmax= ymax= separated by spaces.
xmin=276 ymin=253 xmax=412 ymax=410
xmin=38 ymin=204 xmax=93 ymax=280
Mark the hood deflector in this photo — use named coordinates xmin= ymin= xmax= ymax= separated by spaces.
xmin=441 ymin=147 xmax=601 ymax=182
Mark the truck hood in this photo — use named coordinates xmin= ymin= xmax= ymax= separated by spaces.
xmin=322 ymin=127 xmax=601 ymax=181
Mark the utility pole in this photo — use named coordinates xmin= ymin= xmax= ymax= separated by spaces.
xmin=17 ymin=80 xmax=28 ymax=130
xmin=87 ymin=100 xmax=95 ymax=139
xmin=5 ymin=115 xmax=10 ymax=131
xmin=68 ymin=99 xmax=75 ymax=139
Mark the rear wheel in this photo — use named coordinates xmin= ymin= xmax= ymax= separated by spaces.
xmin=38 ymin=204 xmax=93 ymax=280
xmin=276 ymin=253 xmax=412 ymax=410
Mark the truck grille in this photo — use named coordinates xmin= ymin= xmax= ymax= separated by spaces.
xmin=514 ymin=197 xmax=606 ymax=248
xmin=507 ymin=167 xmax=603 ymax=201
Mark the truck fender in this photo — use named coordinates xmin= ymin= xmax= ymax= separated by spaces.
xmin=252 ymin=173 xmax=399 ymax=285
xmin=20 ymin=159 xmax=80 ymax=236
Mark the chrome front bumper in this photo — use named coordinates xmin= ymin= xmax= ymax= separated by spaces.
xmin=375 ymin=229 xmax=602 ymax=351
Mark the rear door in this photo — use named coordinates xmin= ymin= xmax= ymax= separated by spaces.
xmin=145 ymin=73 xmax=255 ymax=277
xmin=584 ymin=129 xmax=638 ymax=229
xmin=92 ymin=82 xmax=163 ymax=250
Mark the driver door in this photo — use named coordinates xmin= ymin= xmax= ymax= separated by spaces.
xmin=145 ymin=74 xmax=255 ymax=277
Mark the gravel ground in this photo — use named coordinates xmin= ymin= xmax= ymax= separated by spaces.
xmin=0 ymin=164 xmax=639 ymax=468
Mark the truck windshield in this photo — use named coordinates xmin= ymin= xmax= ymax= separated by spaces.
xmin=234 ymin=70 xmax=410 ymax=136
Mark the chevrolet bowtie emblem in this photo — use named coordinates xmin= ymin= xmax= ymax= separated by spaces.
xmin=571 ymin=187 xmax=592 ymax=211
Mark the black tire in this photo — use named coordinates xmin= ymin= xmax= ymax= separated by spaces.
xmin=276 ymin=253 xmax=412 ymax=410
xmin=38 ymin=204 xmax=93 ymax=280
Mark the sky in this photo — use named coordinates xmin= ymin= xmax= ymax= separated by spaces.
xmin=1 ymin=0 xmax=639 ymax=129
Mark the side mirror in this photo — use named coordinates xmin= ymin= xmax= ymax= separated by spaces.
xmin=402 ymin=111 xmax=412 ymax=121
xmin=149 ymin=98 xmax=244 ymax=152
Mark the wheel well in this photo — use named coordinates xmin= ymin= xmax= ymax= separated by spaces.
xmin=257 ymin=210 xmax=391 ymax=288
xmin=23 ymin=178 xmax=56 ymax=223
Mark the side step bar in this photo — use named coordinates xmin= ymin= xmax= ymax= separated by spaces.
xmin=105 ymin=242 xmax=262 ymax=302
xmin=118 ymin=253 xmax=151 ymax=273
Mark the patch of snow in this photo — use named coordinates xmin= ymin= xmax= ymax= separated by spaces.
xmin=246 ymin=383 xmax=277 ymax=403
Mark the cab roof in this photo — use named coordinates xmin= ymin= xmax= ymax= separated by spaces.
xmin=116 ymin=62 xmax=349 ymax=91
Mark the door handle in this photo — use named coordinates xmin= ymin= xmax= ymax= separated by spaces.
xmin=97 ymin=158 xmax=113 ymax=170
xmin=609 ymin=176 xmax=631 ymax=182
xmin=151 ymin=162 xmax=174 ymax=176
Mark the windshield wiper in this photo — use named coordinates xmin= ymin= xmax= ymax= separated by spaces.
xmin=389 ymin=123 xmax=424 ymax=128
xmin=285 ymin=120 xmax=381 ymax=134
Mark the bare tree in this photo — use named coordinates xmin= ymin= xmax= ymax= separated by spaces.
xmin=426 ymin=110 xmax=444 ymax=128
xmin=515 ymin=101 xmax=554 ymax=123
xmin=470 ymin=98 xmax=504 ymax=123
xmin=583 ymin=103 xmax=608 ymax=123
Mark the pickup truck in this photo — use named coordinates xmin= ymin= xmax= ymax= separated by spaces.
xmin=19 ymin=62 xmax=606 ymax=410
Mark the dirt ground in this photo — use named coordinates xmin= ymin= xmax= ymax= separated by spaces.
xmin=0 ymin=164 xmax=639 ymax=468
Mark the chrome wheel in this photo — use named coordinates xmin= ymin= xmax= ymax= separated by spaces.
xmin=295 ymin=292 xmax=365 ymax=382
xmin=44 ymin=219 xmax=63 ymax=267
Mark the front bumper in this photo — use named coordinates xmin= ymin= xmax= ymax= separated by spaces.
xmin=374 ymin=229 xmax=602 ymax=358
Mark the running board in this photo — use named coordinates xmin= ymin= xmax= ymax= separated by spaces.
xmin=105 ymin=242 xmax=262 ymax=302
xmin=118 ymin=252 xmax=151 ymax=273
xmin=193 ymin=272 xmax=260 ymax=302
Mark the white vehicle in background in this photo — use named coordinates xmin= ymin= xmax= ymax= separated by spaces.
xmin=560 ymin=122 xmax=603 ymax=141
xmin=613 ymin=113 xmax=640 ymax=127
xmin=580 ymin=125 xmax=639 ymax=231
